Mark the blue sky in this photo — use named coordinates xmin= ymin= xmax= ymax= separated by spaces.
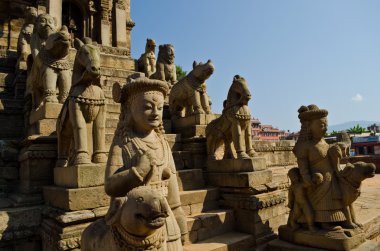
xmin=130 ymin=1 xmax=380 ymax=132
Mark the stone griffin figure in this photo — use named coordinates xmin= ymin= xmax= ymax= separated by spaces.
xmin=81 ymin=186 xmax=170 ymax=251
xmin=137 ymin=38 xmax=156 ymax=77
xmin=56 ymin=38 xmax=107 ymax=167
xmin=169 ymin=60 xmax=214 ymax=117
xmin=26 ymin=25 xmax=71 ymax=109
xmin=290 ymin=104 xmax=375 ymax=231
xmin=104 ymin=77 xmax=187 ymax=250
xmin=150 ymin=44 xmax=177 ymax=88
xmin=16 ymin=6 xmax=37 ymax=71
xmin=206 ymin=75 xmax=256 ymax=160
xmin=30 ymin=13 xmax=57 ymax=59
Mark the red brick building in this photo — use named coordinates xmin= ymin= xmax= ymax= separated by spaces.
xmin=251 ymin=118 xmax=288 ymax=141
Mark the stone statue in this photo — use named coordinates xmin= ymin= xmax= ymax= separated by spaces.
xmin=30 ymin=13 xmax=57 ymax=59
xmin=293 ymin=104 xmax=375 ymax=230
xmin=56 ymin=38 xmax=106 ymax=167
xmin=206 ymin=75 xmax=256 ymax=160
xmin=105 ymin=77 xmax=187 ymax=250
xmin=169 ymin=60 xmax=214 ymax=118
xmin=287 ymin=167 xmax=317 ymax=232
xmin=26 ymin=26 xmax=71 ymax=109
xmin=137 ymin=38 xmax=156 ymax=77
xmin=150 ymin=44 xmax=177 ymax=88
xmin=16 ymin=6 xmax=37 ymax=71
xmin=81 ymin=186 xmax=170 ymax=251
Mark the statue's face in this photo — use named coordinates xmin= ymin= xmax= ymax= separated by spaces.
xmin=130 ymin=92 xmax=164 ymax=134
xmin=36 ymin=14 xmax=56 ymax=39
xmin=309 ymin=117 xmax=328 ymax=139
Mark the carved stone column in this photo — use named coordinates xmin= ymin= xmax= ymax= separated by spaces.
xmin=99 ymin=0 xmax=111 ymax=46
xmin=113 ymin=0 xmax=127 ymax=47
xmin=46 ymin=0 xmax=62 ymax=28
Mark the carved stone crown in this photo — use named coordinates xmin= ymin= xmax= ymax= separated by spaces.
xmin=298 ymin=104 xmax=328 ymax=121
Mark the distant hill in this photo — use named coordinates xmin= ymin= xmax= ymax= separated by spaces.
xmin=328 ymin=120 xmax=380 ymax=133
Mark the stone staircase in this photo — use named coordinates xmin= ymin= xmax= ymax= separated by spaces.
xmin=169 ymin=134 xmax=255 ymax=251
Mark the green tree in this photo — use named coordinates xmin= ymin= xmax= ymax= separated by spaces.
xmin=176 ymin=65 xmax=187 ymax=80
xmin=347 ymin=124 xmax=367 ymax=134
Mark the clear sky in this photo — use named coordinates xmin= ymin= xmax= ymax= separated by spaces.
xmin=130 ymin=1 xmax=380 ymax=132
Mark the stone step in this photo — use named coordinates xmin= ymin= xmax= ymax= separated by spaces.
xmin=183 ymin=231 xmax=254 ymax=251
xmin=180 ymin=187 xmax=219 ymax=216
xmin=186 ymin=209 xmax=235 ymax=244
xmin=177 ymin=169 xmax=205 ymax=191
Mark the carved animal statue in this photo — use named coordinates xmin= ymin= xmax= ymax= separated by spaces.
xmin=30 ymin=13 xmax=57 ymax=59
xmin=16 ymin=6 xmax=37 ymax=71
xmin=339 ymin=161 xmax=375 ymax=227
xmin=150 ymin=44 xmax=177 ymax=88
xmin=137 ymin=38 xmax=156 ymax=77
xmin=26 ymin=25 xmax=71 ymax=109
xmin=56 ymin=38 xmax=107 ymax=167
xmin=81 ymin=186 xmax=170 ymax=251
xmin=169 ymin=60 xmax=215 ymax=117
xmin=206 ymin=75 xmax=256 ymax=160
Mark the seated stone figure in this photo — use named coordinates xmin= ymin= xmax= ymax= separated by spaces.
xmin=81 ymin=186 xmax=170 ymax=251
xmin=137 ymin=38 xmax=156 ymax=77
xmin=30 ymin=13 xmax=57 ymax=59
xmin=287 ymin=167 xmax=317 ymax=232
xmin=104 ymin=77 xmax=187 ymax=250
xmin=150 ymin=44 xmax=177 ymax=88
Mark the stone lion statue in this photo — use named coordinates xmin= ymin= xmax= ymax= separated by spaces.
xmin=137 ymin=38 xmax=156 ymax=77
xmin=81 ymin=186 xmax=170 ymax=251
xmin=150 ymin=44 xmax=177 ymax=88
xmin=169 ymin=60 xmax=214 ymax=117
xmin=30 ymin=13 xmax=57 ymax=59
xmin=26 ymin=26 xmax=71 ymax=109
xmin=206 ymin=75 xmax=256 ymax=160
xmin=16 ymin=6 xmax=37 ymax=71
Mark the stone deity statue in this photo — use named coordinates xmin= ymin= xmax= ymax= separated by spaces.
xmin=30 ymin=13 xmax=57 ymax=59
xmin=104 ymin=77 xmax=187 ymax=250
xmin=150 ymin=44 xmax=177 ymax=89
xmin=292 ymin=104 xmax=376 ymax=231
xmin=16 ymin=6 xmax=37 ymax=71
xmin=137 ymin=38 xmax=156 ymax=77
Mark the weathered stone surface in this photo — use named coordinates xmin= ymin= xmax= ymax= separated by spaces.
xmin=177 ymin=169 xmax=205 ymax=191
xmin=137 ymin=38 xmax=156 ymax=77
xmin=208 ymin=170 xmax=272 ymax=188
xmin=254 ymin=140 xmax=297 ymax=167
xmin=277 ymin=225 xmax=367 ymax=251
xmin=54 ymin=164 xmax=106 ymax=188
xmin=0 ymin=166 xmax=18 ymax=180
xmin=267 ymin=238 xmax=380 ymax=251
xmin=176 ymin=125 xmax=207 ymax=138
xmin=207 ymin=157 xmax=267 ymax=173
xmin=173 ymin=114 xmax=217 ymax=128
xmin=43 ymin=186 xmax=109 ymax=211
xmin=29 ymin=103 xmax=63 ymax=124
xmin=150 ymin=44 xmax=176 ymax=87
xmin=30 ymin=118 xmax=59 ymax=136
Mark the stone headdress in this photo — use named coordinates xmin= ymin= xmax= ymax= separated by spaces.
xmin=298 ymin=104 xmax=328 ymax=122
xmin=113 ymin=76 xmax=168 ymax=104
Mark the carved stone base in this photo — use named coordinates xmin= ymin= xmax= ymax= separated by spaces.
xmin=40 ymin=206 xmax=108 ymax=251
xmin=54 ymin=163 xmax=106 ymax=188
xmin=172 ymin=114 xmax=218 ymax=138
xmin=276 ymin=225 xmax=367 ymax=251
xmin=208 ymin=169 xmax=273 ymax=188
xmin=207 ymin=157 xmax=267 ymax=173
xmin=267 ymin=238 xmax=380 ymax=251
xmin=29 ymin=103 xmax=62 ymax=136
xmin=172 ymin=114 xmax=217 ymax=128
xmin=18 ymin=136 xmax=57 ymax=194
xmin=43 ymin=185 xmax=109 ymax=211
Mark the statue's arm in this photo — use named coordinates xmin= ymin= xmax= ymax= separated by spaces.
xmin=172 ymin=64 xmax=177 ymax=83
xmin=155 ymin=63 xmax=165 ymax=81
xmin=104 ymin=142 xmax=147 ymax=197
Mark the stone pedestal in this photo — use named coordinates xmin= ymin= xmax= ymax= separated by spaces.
xmin=172 ymin=114 xmax=217 ymax=138
xmin=206 ymin=157 xmax=288 ymax=247
xmin=268 ymin=225 xmax=380 ymax=251
xmin=28 ymin=103 xmax=63 ymax=136
xmin=10 ymin=136 xmax=57 ymax=206
xmin=42 ymin=163 xmax=109 ymax=250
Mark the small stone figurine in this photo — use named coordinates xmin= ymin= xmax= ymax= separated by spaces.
xmin=287 ymin=167 xmax=317 ymax=232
